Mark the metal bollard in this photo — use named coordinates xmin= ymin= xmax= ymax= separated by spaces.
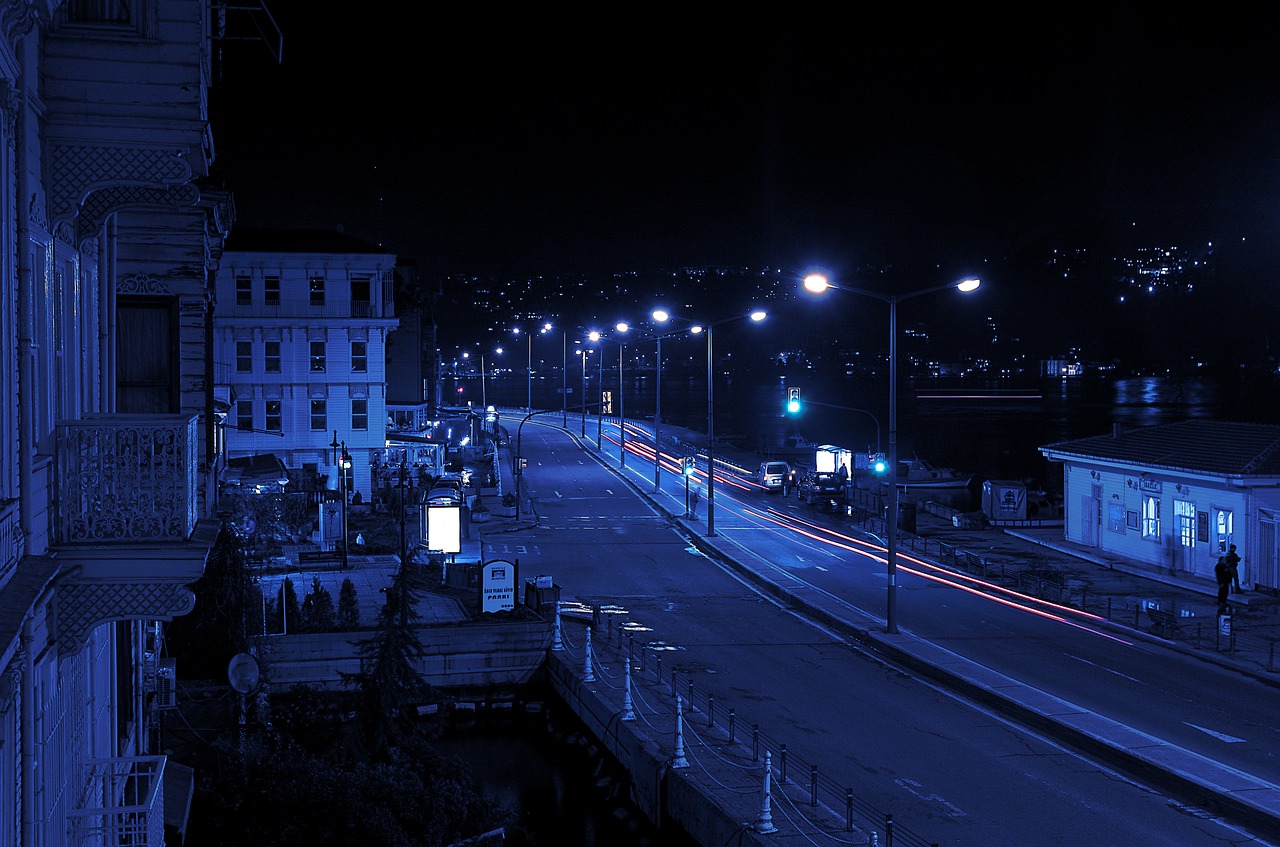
xmin=729 ymin=709 xmax=735 ymax=743
xmin=753 ymin=724 xmax=759 ymax=761
xmin=621 ymin=662 xmax=635 ymax=721
xmin=780 ymin=744 xmax=787 ymax=782
xmin=707 ymin=696 xmax=715 ymax=728
xmin=672 ymin=695 xmax=689 ymax=769
xmin=886 ymin=812 xmax=894 ymax=847
xmin=656 ymin=655 xmax=662 ymax=683
xmin=810 ymin=764 xmax=818 ymax=806
xmin=845 ymin=789 xmax=853 ymax=831
xmin=754 ymin=751 xmax=777 ymax=834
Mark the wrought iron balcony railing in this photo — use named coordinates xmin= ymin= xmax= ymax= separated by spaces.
xmin=65 ymin=756 xmax=166 ymax=847
xmin=55 ymin=414 xmax=199 ymax=545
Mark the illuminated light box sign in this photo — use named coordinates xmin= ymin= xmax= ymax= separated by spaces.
xmin=424 ymin=505 xmax=461 ymax=554
xmin=481 ymin=559 xmax=516 ymax=613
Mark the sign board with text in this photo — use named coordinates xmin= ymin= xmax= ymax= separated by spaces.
xmin=481 ymin=559 xmax=516 ymax=613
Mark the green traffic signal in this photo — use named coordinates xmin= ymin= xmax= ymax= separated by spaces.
xmin=871 ymin=452 xmax=888 ymax=474
xmin=785 ymin=387 xmax=801 ymax=415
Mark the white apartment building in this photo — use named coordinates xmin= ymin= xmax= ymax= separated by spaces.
xmin=215 ymin=229 xmax=399 ymax=500
xmin=0 ymin=1 xmax=248 ymax=843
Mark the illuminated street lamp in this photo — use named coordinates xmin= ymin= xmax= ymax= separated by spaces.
xmin=329 ymin=431 xmax=352 ymax=570
xmin=588 ymin=323 xmax=631 ymax=467
xmin=802 ymin=272 xmax=981 ymax=634
xmin=576 ymin=346 xmax=592 ymax=437
xmin=647 ymin=309 xmax=675 ymax=493
xmin=690 ymin=309 xmax=768 ymax=536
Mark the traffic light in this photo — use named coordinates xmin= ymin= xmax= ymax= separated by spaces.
xmin=786 ymin=387 xmax=802 ymax=414
xmin=870 ymin=452 xmax=888 ymax=474
xmin=681 ymin=456 xmax=696 ymax=476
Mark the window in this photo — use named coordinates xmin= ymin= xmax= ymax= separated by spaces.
xmin=1215 ymin=509 xmax=1234 ymax=553
xmin=1142 ymin=494 xmax=1160 ymax=540
xmin=235 ymin=274 xmax=252 ymax=306
xmin=265 ymin=400 xmax=282 ymax=433
xmin=236 ymin=340 xmax=252 ymax=372
xmin=66 ymin=0 xmax=134 ymax=25
xmin=1175 ymin=500 xmax=1195 ymax=548
xmin=237 ymin=400 xmax=253 ymax=431
xmin=351 ymin=341 xmax=367 ymax=373
xmin=310 ymin=399 xmax=327 ymax=431
xmin=310 ymin=341 xmax=326 ymax=372
xmin=309 ymin=275 xmax=325 ymax=307
xmin=264 ymin=275 xmax=281 ymax=306
xmin=351 ymin=275 xmax=371 ymax=316
xmin=352 ymin=398 xmax=368 ymax=430
xmin=264 ymin=341 xmax=281 ymax=373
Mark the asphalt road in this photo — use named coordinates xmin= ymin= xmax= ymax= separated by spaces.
xmin=484 ymin=419 xmax=1276 ymax=846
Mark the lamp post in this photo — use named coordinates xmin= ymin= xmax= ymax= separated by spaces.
xmin=649 ymin=310 xmax=674 ymax=492
xmin=803 ymin=273 xmax=980 ymax=634
xmin=560 ymin=329 xmax=568 ymax=427
xmin=578 ymin=347 xmax=590 ymax=437
xmin=689 ymin=310 xmax=767 ymax=536
xmin=330 ymin=431 xmax=352 ymax=570
xmin=588 ymin=324 xmax=630 ymax=466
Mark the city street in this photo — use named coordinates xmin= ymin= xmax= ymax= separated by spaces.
xmin=483 ymin=418 xmax=1277 ymax=846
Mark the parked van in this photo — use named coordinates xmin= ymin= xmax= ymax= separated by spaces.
xmin=757 ymin=461 xmax=791 ymax=493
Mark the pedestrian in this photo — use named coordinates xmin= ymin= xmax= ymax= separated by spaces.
xmin=689 ymin=484 xmax=701 ymax=519
xmin=1224 ymin=543 xmax=1243 ymax=593
xmin=1214 ymin=555 xmax=1231 ymax=609
xmin=838 ymin=463 xmax=849 ymax=486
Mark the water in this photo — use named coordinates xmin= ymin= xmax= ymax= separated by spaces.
xmin=470 ymin=369 xmax=1280 ymax=490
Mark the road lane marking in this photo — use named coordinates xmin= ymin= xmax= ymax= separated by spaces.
xmin=1066 ymin=653 xmax=1147 ymax=684
xmin=1183 ymin=722 xmax=1247 ymax=743
xmin=895 ymin=778 xmax=968 ymax=818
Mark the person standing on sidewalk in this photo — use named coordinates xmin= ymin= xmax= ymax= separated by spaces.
xmin=1225 ymin=544 xmax=1243 ymax=593
xmin=689 ymin=484 xmax=701 ymax=519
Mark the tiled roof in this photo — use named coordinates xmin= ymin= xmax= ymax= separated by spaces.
xmin=224 ymin=227 xmax=390 ymax=255
xmin=1040 ymin=420 xmax=1280 ymax=476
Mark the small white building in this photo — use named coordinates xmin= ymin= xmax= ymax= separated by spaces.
xmin=215 ymin=229 xmax=399 ymax=500
xmin=1040 ymin=420 xmax=1280 ymax=593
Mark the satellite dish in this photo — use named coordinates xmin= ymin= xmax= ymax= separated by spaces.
xmin=227 ymin=652 xmax=260 ymax=694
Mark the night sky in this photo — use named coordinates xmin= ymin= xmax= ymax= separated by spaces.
xmin=213 ymin=7 xmax=1280 ymax=279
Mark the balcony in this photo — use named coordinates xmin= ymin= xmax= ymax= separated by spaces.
xmin=55 ymin=414 xmax=199 ymax=545
xmin=66 ymin=756 xmax=166 ymax=847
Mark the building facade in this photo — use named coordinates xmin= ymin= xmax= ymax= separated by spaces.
xmin=0 ymin=0 xmax=238 ymax=843
xmin=215 ymin=229 xmax=398 ymax=500
xmin=1041 ymin=420 xmax=1280 ymax=593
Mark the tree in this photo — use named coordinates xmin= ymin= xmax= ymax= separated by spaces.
xmin=268 ymin=576 xmax=301 ymax=635
xmin=338 ymin=578 xmax=361 ymax=630
xmin=165 ymin=523 xmax=256 ymax=678
xmin=301 ymin=577 xmax=336 ymax=632
xmin=341 ymin=558 xmax=432 ymax=756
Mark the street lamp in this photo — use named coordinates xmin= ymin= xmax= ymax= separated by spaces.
xmin=641 ymin=309 xmax=678 ymax=492
xmin=330 ymin=431 xmax=352 ymax=570
xmin=577 ymin=346 xmax=591 ymax=437
xmin=689 ymin=309 xmax=767 ymax=536
xmin=802 ymin=272 xmax=980 ymax=634
xmin=588 ymin=324 xmax=630 ymax=467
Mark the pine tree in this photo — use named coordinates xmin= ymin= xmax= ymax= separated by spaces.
xmin=337 ymin=578 xmax=360 ymax=630
xmin=340 ymin=556 xmax=431 ymax=756
xmin=301 ymin=577 xmax=336 ymax=632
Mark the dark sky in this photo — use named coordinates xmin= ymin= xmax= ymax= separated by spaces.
xmin=213 ymin=7 xmax=1280 ymax=277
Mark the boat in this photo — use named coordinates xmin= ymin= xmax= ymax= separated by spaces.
xmin=896 ymin=455 xmax=972 ymax=490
